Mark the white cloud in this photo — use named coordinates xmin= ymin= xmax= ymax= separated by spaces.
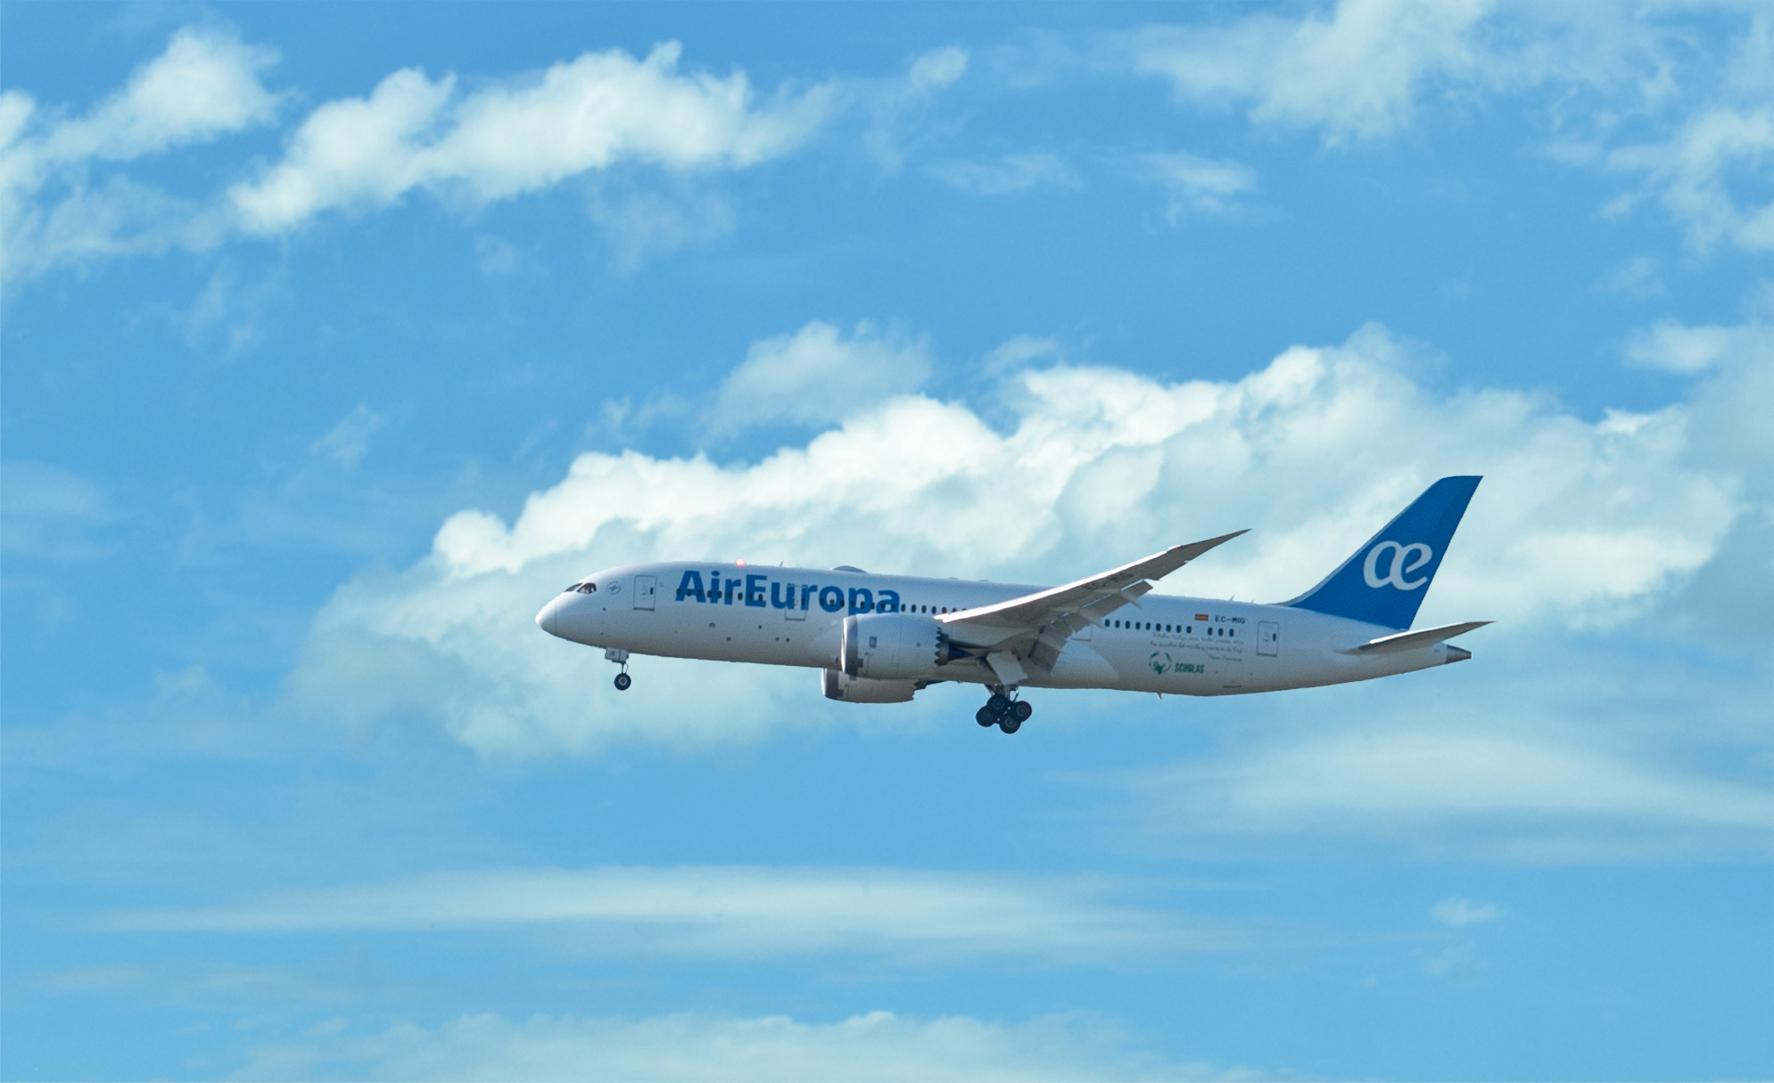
xmin=38 ymin=28 xmax=279 ymax=163
xmin=1607 ymin=107 xmax=1774 ymax=254
xmin=1623 ymin=319 xmax=1768 ymax=374
xmin=1122 ymin=0 xmax=1491 ymax=143
xmin=1116 ymin=4 xmax=1770 ymax=255
xmin=1595 ymin=256 xmax=1665 ymax=299
xmin=711 ymin=320 xmax=932 ymax=431
xmin=0 ymin=460 xmax=116 ymax=561
xmin=289 ymin=322 xmax=1750 ymax=759
xmin=983 ymin=334 xmax=1065 ymax=374
xmin=586 ymin=182 xmax=736 ymax=271
xmin=0 ymin=91 xmax=33 ymax=151
xmin=234 ymin=1009 xmax=1246 ymax=1082
xmin=1139 ymin=151 xmax=1256 ymax=220
xmin=864 ymin=46 xmax=968 ymax=170
xmin=473 ymin=234 xmax=521 ymax=276
xmin=905 ymin=46 xmax=969 ymax=96
xmin=1095 ymin=711 xmax=1774 ymax=862
xmin=228 ymin=67 xmax=453 ymax=233
xmin=0 ymin=28 xmax=278 ymax=279
xmin=177 ymin=259 xmax=287 ymax=356
xmin=101 ymin=865 xmax=1255 ymax=962
xmin=311 ymin=404 xmax=388 ymax=468
xmin=1432 ymin=897 xmax=1501 ymax=927
xmin=930 ymin=151 xmax=1081 ymax=196
xmin=230 ymin=42 xmax=837 ymax=234
xmin=1656 ymin=302 xmax=1774 ymax=636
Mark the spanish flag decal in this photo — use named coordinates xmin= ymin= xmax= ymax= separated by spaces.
xmin=1194 ymin=613 xmax=1209 ymax=621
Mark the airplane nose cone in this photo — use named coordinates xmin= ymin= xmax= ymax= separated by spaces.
xmin=536 ymin=597 xmax=561 ymax=636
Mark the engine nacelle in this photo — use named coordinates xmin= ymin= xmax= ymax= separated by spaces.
xmin=822 ymin=668 xmax=918 ymax=703
xmin=838 ymin=613 xmax=945 ymax=680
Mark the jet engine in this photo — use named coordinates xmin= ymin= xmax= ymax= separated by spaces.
xmin=822 ymin=668 xmax=919 ymax=703
xmin=838 ymin=613 xmax=952 ymax=680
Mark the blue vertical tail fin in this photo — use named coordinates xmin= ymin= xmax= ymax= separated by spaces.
xmin=1281 ymin=476 xmax=1481 ymax=630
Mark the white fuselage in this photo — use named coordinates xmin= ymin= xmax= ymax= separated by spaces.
xmin=538 ymin=561 xmax=1464 ymax=696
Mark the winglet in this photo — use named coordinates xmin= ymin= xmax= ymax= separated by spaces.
xmin=1136 ymin=529 xmax=1249 ymax=584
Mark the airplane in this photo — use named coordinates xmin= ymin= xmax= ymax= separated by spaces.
xmin=535 ymin=475 xmax=1487 ymax=733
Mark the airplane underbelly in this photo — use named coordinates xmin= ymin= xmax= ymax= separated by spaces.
xmin=613 ymin=606 xmax=839 ymax=668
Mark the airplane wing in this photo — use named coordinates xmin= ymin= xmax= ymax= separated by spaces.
xmin=938 ymin=529 xmax=1248 ymax=681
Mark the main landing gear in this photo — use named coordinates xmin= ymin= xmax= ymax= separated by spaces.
xmin=975 ymin=689 xmax=1033 ymax=734
xmin=605 ymin=648 xmax=632 ymax=691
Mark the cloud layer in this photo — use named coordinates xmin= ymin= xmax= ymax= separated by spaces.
xmin=1122 ymin=0 xmax=1492 ymax=142
xmin=0 ymin=33 xmax=836 ymax=279
xmin=4 ymin=7 xmax=1768 ymax=279
xmin=103 ymin=864 xmax=1252 ymax=962
xmin=230 ymin=42 xmax=837 ymax=233
xmin=236 ymin=1009 xmax=1230 ymax=1082
xmin=0 ymin=28 xmax=278 ymax=276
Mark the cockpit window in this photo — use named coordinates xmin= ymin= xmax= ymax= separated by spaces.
xmin=575 ymin=581 xmax=597 ymax=593
xmin=563 ymin=584 xmax=579 ymax=594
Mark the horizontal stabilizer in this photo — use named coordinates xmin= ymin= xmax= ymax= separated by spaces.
xmin=1342 ymin=620 xmax=1491 ymax=655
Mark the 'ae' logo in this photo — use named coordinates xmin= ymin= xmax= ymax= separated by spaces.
xmin=1363 ymin=541 xmax=1434 ymax=590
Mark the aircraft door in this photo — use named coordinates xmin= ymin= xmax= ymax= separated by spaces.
xmin=784 ymin=584 xmax=805 ymax=621
xmin=1257 ymin=620 xmax=1278 ymax=657
xmin=634 ymin=575 xmax=657 ymax=611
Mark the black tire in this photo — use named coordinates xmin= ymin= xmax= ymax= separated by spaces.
xmin=986 ymin=692 xmax=1011 ymax=714
xmin=614 ymin=672 xmax=632 ymax=691
xmin=1000 ymin=716 xmax=1022 ymax=734
xmin=976 ymin=706 xmax=995 ymax=727
xmin=1010 ymin=700 xmax=1033 ymax=723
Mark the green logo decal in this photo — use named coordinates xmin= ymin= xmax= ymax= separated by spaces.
xmin=1152 ymin=652 xmax=1204 ymax=676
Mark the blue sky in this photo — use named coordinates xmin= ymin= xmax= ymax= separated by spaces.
xmin=2 ymin=2 xmax=1770 ymax=1079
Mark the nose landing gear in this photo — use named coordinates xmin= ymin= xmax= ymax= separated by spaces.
xmin=976 ymin=688 xmax=1032 ymax=733
xmin=605 ymin=648 xmax=632 ymax=691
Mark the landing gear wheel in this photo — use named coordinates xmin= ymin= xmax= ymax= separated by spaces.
xmin=1000 ymin=716 xmax=1022 ymax=734
xmin=976 ymin=706 xmax=996 ymax=727
xmin=1010 ymin=700 xmax=1033 ymax=724
xmin=986 ymin=692 xmax=1011 ymax=714
xmin=613 ymin=672 xmax=632 ymax=691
